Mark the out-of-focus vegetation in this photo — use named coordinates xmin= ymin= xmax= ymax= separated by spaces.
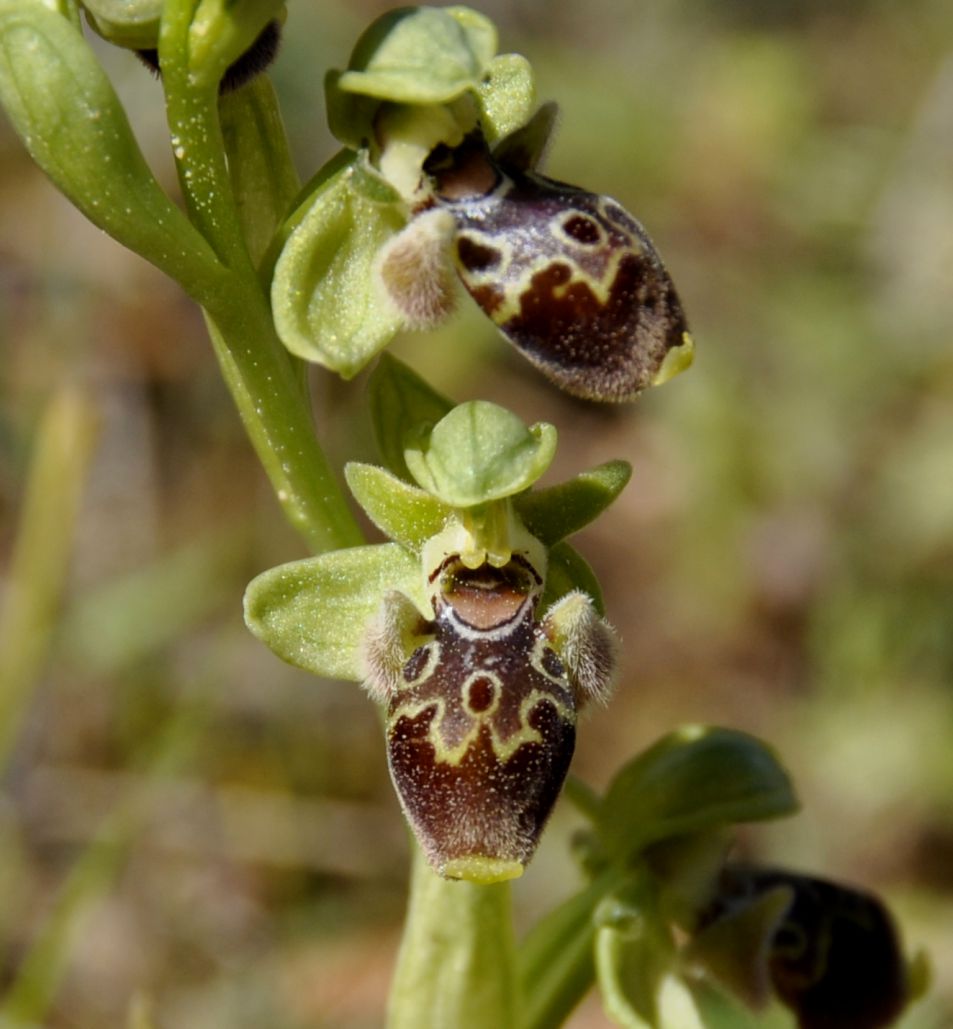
xmin=1 ymin=1 xmax=951 ymax=1025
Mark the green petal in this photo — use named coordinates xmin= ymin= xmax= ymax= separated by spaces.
xmin=367 ymin=354 xmax=455 ymax=481
xmin=345 ymin=462 xmax=450 ymax=551
xmin=597 ymin=727 xmax=799 ymax=865
xmin=271 ymin=159 xmax=406 ymax=377
xmin=595 ymin=877 xmax=680 ymax=1029
xmin=515 ymin=460 xmax=632 ymax=547
xmin=243 ymin=543 xmax=426 ymax=682
xmin=405 ymin=401 xmax=557 ymax=508
xmin=477 ymin=52 xmax=536 ymax=145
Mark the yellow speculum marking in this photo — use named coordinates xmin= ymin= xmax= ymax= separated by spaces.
xmin=529 ymin=635 xmax=567 ymax=685
xmin=458 ymin=224 xmax=630 ymax=321
xmin=399 ymin=640 xmax=441 ymax=688
xmin=389 ymin=677 xmax=573 ymax=767
xmin=461 ymin=669 xmax=503 ymax=717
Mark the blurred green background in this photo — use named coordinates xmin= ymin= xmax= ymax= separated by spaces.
xmin=1 ymin=1 xmax=952 ymax=1026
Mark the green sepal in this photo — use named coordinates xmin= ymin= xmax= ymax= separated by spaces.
xmin=405 ymin=401 xmax=557 ymax=508
xmin=642 ymin=831 xmax=731 ymax=932
xmin=345 ymin=462 xmax=450 ymax=551
xmin=515 ymin=460 xmax=632 ymax=547
xmin=0 ymin=0 xmax=222 ymax=293
xmin=367 ymin=355 xmax=454 ymax=482
xmin=339 ymin=6 xmax=495 ymax=104
xmin=597 ymin=922 xmax=704 ymax=1029
xmin=476 ymin=52 xmax=535 ymax=146
xmin=220 ymin=75 xmax=300 ymax=268
xmin=187 ymin=0 xmax=286 ymax=92
xmin=518 ymin=869 xmax=624 ymax=1029
xmin=541 ymin=541 xmax=605 ymax=616
xmin=325 ymin=6 xmax=504 ymax=149
xmin=324 ymin=69 xmax=380 ymax=151
xmin=260 ymin=148 xmax=352 ymax=280
xmin=271 ymin=157 xmax=407 ymax=377
xmin=595 ymin=875 xmax=686 ymax=1029
xmin=243 ymin=542 xmax=427 ymax=682
xmin=596 ymin=728 xmax=798 ymax=866
xmin=81 ymin=0 xmax=161 ymax=48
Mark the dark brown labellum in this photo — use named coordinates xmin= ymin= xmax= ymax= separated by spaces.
xmin=702 ymin=865 xmax=909 ymax=1029
xmin=385 ymin=557 xmax=576 ymax=882
xmin=423 ymin=135 xmax=692 ymax=402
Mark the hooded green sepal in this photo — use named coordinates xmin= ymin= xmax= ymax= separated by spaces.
xmin=596 ymin=727 xmax=798 ymax=866
xmin=0 ymin=0 xmax=221 ymax=292
xmin=243 ymin=543 xmax=427 ymax=682
xmin=345 ymin=462 xmax=450 ymax=552
xmin=515 ymin=460 xmax=632 ymax=548
xmin=326 ymin=6 xmax=497 ymax=149
xmin=367 ymin=354 xmax=454 ymax=482
xmin=81 ymin=0 xmax=159 ymax=48
xmin=270 ymin=156 xmax=407 ymax=376
xmin=405 ymin=401 xmax=557 ymax=508
xmin=340 ymin=6 xmax=495 ymax=103
xmin=595 ymin=876 xmax=704 ymax=1029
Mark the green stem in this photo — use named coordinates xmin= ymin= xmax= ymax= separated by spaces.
xmin=156 ymin=3 xmax=361 ymax=552
xmin=388 ymin=847 xmax=518 ymax=1029
xmin=201 ymin=301 xmax=362 ymax=553
xmin=159 ymin=0 xmax=251 ymax=273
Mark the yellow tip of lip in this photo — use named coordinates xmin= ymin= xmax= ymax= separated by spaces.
xmin=441 ymin=856 xmax=525 ymax=884
xmin=652 ymin=331 xmax=695 ymax=386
